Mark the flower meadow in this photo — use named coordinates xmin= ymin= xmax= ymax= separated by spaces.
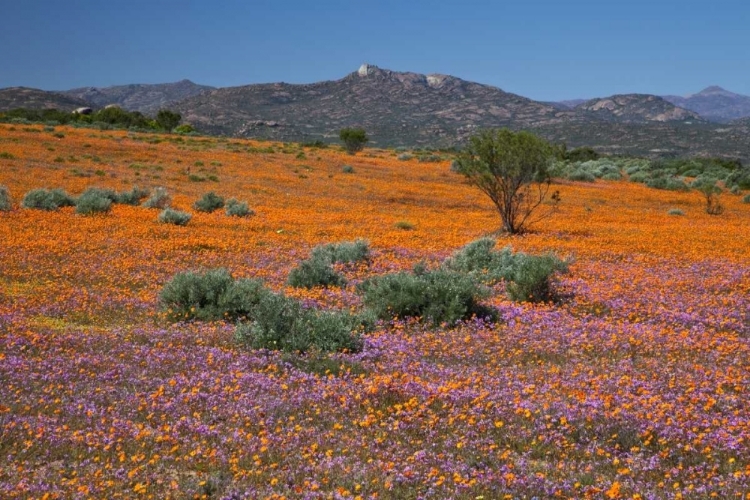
xmin=0 ymin=125 xmax=749 ymax=499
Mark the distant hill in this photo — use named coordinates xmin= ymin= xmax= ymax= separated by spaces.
xmin=61 ymin=80 xmax=213 ymax=114
xmin=0 ymin=87 xmax=89 ymax=112
xmin=662 ymin=86 xmax=750 ymax=123
xmin=556 ymin=99 xmax=587 ymax=109
xmin=574 ymin=94 xmax=701 ymax=123
xmin=173 ymin=63 xmax=585 ymax=146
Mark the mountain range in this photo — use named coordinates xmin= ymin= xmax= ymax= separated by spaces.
xmin=2 ymin=64 xmax=750 ymax=159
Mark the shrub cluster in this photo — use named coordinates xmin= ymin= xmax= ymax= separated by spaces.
xmin=0 ymin=185 xmax=12 ymax=211
xmin=225 ymin=198 xmax=254 ymax=217
xmin=194 ymin=191 xmax=225 ymax=213
xmin=142 ymin=187 xmax=171 ymax=209
xmin=75 ymin=187 xmax=114 ymax=215
xmin=444 ymin=237 xmax=569 ymax=302
xmin=358 ymin=268 xmax=495 ymax=325
xmin=288 ymin=240 xmax=370 ymax=289
xmin=159 ymin=268 xmax=270 ymax=322
xmin=116 ymin=186 xmax=149 ymax=205
xmin=158 ymin=208 xmax=192 ymax=226
xmin=160 ymin=268 xmax=368 ymax=353
xmin=22 ymin=188 xmax=76 ymax=210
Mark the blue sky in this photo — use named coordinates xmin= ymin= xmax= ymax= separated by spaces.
xmin=1 ymin=0 xmax=748 ymax=101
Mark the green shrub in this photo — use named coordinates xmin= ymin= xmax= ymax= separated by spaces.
xmin=506 ymin=253 xmax=568 ymax=303
xmin=287 ymin=254 xmax=346 ymax=289
xmin=342 ymin=165 xmax=355 ymax=174
xmin=174 ymin=124 xmax=195 ymax=134
xmin=311 ymin=240 xmax=370 ymax=264
xmin=116 ymin=186 xmax=149 ymax=205
xmin=75 ymin=188 xmax=113 ymax=215
xmin=628 ymin=171 xmax=649 ymax=183
xmin=0 ymin=152 xmax=16 ymax=159
xmin=142 ymin=187 xmax=171 ymax=209
xmin=0 ymin=185 xmax=11 ymax=211
xmin=235 ymin=294 xmax=366 ymax=353
xmin=158 ymin=208 xmax=192 ymax=226
xmin=225 ymin=198 xmax=254 ymax=217
xmin=22 ymin=188 xmax=76 ymax=210
xmin=668 ymin=208 xmax=685 ymax=216
xmin=743 ymin=194 xmax=750 ymax=204
xmin=358 ymin=269 xmax=494 ymax=324
xmin=442 ymin=237 xmax=516 ymax=284
xmin=194 ymin=191 xmax=225 ymax=213
xmin=568 ymin=169 xmax=596 ymax=182
xmin=397 ymin=153 xmax=413 ymax=161
xmin=159 ymin=268 xmax=269 ymax=322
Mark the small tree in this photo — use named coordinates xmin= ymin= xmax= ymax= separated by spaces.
xmin=692 ymin=177 xmax=724 ymax=215
xmin=339 ymin=127 xmax=368 ymax=154
xmin=155 ymin=109 xmax=182 ymax=132
xmin=454 ymin=129 xmax=558 ymax=234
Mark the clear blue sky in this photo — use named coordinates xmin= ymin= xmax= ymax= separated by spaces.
xmin=1 ymin=0 xmax=748 ymax=101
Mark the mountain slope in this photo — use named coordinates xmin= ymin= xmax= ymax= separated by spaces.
xmin=575 ymin=94 xmax=701 ymax=123
xmin=662 ymin=86 xmax=750 ymax=123
xmin=62 ymin=80 xmax=213 ymax=114
xmin=173 ymin=64 xmax=580 ymax=146
xmin=0 ymin=87 xmax=89 ymax=112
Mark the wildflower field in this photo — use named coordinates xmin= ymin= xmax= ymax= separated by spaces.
xmin=0 ymin=125 xmax=749 ymax=499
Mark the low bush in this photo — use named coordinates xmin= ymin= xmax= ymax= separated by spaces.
xmin=142 ymin=187 xmax=171 ymax=209
xmin=287 ymin=254 xmax=346 ymax=289
xmin=22 ymin=188 xmax=76 ymax=210
xmin=158 ymin=208 xmax=192 ymax=226
xmin=358 ymin=268 xmax=494 ymax=324
xmin=342 ymin=165 xmax=355 ymax=174
xmin=506 ymin=253 xmax=568 ymax=303
xmin=194 ymin=191 xmax=225 ymax=213
xmin=442 ymin=237 xmax=516 ymax=284
xmin=116 ymin=186 xmax=149 ymax=205
xmin=397 ymin=153 xmax=413 ymax=161
xmin=311 ymin=240 xmax=370 ymax=264
xmin=395 ymin=220 xmax=415 ymax=230
xmin=0 ymin=185 xmax=11 ymax=211
xmin=668 ymin=208 xmax=685 ymax=216
xmin=159 ymin=268 xmax=270 ymax=322
xmin=235 ymin=295 xmax=366 ymax=353
xmin=743 ymin=194 xmax=750 ymax=204
xmin=568 ymin=169 xmax=596 ymax=182
xmin=225 ymin=199 xmax=254 ymax=217
xmin=75 ymin=188 xmax=113 ymax=215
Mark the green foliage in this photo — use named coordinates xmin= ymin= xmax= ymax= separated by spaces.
xmin=174 ymin=124 xmax=195 ymax=135
xmin=0 ymin=185 xmax=11 ymax=211
xmin=565 ymin=146 xmax=600 ymax=162
xmin=158 ymin=208 xmax=192 ymax=226
xmin=225 ymin=199 xmax=254 ymax=217
xmin=116 ymin=186 xmax=149 ymax=205
xmin=339 ymin=127 xmax=369 ymax=154
xmin=0 ymin=152 xmax=16 ymax=159
xmin=75 ymin=188 xmax=113 ymax=215
xmin=692 ymin=177 xmax=724 ymax=215
xmin=442 ymin=237 xmax=516 ymax=284
xmin=287 ymin=255 xmax=346 ymax=289
xmin=142 ymin=187 xmax=171 ymax=209
xmin=397 ymin=153 xmax=413 ymax=161
xmin=234 ymin=295 xmax=366 ymax=353
xmin=668 ymin=208 xmax=685 ymax=216
xmin=743 ymin=194 xmax=750 ymax=204
xmin=341 ymin=165 xmax=355 ymax=174
xmin=567 ymin=169 xmax=597 ymax=182
xmin=22 ymin=188 xmax=76 ymax=211
xmin=311 ymin=240 xmax=370 ymax=264
xmin=193 ymin=191 xmax=225 ymax=213
xmin=159 ymin=268 xmax=269 ymax=322
xmin=358 ymin=269 xmax=494 ymax=324
xmin=505 ymin=253 xmax=569 ymax=303
xmin=394 ymin=221 xmax=415 ymax=230
xmin=454 ymin=129 xmax=558 ymax=234
xmin=155 ymin=109 xmax=182 ymax=132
